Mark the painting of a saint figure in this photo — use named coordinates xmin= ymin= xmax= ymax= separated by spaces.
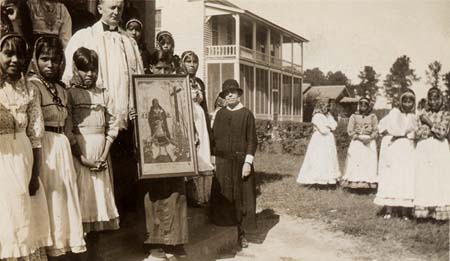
xmin=133 ymin=75 xmax=198 ymax=178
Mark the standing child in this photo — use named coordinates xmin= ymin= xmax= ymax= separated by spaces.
xmin=297 ymin=99 xmax=340 ymax=185
xmin=414 ymin=87 xmax=450 ymax=220
xmin=66 ymin=47 xmax=120 ymax=259
xmin=27 ymin=35 xmax=86 ymax=258
xmin=126 ymin=18 xmax=151 ymax=74
xmin=374 ymin=89 xmax=417 ymax=219
xmin=341 ymin=97 xmax=378 ymax=189
xmin=155 ymin=31 xmax=181 ymax=73
xmin=181 ymin=50 xmax=214 ymax=207
xmin=143 ymin=48 xmax=188 ymax=259
xmin=0 ymin=33 xmax=52 ymax=261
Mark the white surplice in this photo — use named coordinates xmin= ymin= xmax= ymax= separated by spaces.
xmin=63 ymin=21 xmax=144 ymax=130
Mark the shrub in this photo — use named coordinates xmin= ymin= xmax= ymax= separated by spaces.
xmin=256 ymin=119 xmax=350 ymax=156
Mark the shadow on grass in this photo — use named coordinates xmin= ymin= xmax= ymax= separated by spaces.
xmin=255 ymin=171 xmax=290 ymax=186
xmin=342 ymin=187 xmax=377 ymax=195
xmin=255 ymin=171 xmax=291 ymax=198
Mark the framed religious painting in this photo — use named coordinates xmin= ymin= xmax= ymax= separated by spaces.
xmin=132 ymin=74 xmax=198 ymax=179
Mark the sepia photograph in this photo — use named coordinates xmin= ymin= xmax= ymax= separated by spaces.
xmin=0 ymin=0 xmax=449 ymax=260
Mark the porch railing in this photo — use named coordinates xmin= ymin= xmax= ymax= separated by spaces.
xmin=205 ymin=45 xmax=303 ymax=74
xmin=282 ymin=60 xmax=303 ymax=73
xmin=205 ymin=45 xmax=236 ymax=57
xmin=240 ymin=46 xmax=253 ymax=60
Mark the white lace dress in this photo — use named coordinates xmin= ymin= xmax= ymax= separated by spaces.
xmin=0 ymin=79 xmax=52 ymax=260
xmin=297 ymin=113 xmax=341 ymax=184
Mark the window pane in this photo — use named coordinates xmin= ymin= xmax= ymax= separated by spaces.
xmin=155 ymin=10 xmax=161 ymax=29
xmin=293 ymin=78 xmax=302 ymax=115
xmin=271 ymin=72 xmax=280 ymax=115
xmin=255 ymin=69 xmax=261 ymax=113
xmin=207 ymin=64 xmax=221 ymax=112
xmin=282 ymin=75 xmax=292 ymax=115
xmin=240 ymin=64 xmax=254 ymax=110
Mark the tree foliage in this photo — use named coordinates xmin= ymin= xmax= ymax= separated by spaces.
xmin=304 ymin=68 xmax=327 ymax=86
xmin=356 ymin=66 xmax=380 ymax=100
xmin=425 ymin=61 xmax=442 ymax=89
xmin=442 ymin=71 xmax=450 ymax=92
xmin=304 ymin=68 xmax=349 ymax=86
xmin=326 ymin=71 xmax=349 ymax=85
xmin=383 ymin=55 xmax=420 ymax=103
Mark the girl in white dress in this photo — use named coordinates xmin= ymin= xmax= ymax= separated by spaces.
xmin=341 ymin=97 xmax=378 ymax=189
xmin=374 ymin=89 xmax=417 ymax=220
xmin=27 ymin=35 xmax=86 ymax=258
xmin=66 ymin=47 xmax=120 ymax=259
xmin=0 ymin=33 xmax=52 ymax=261
xmin=414 ymin=87 xmax=450 ymax=220
xmin=181 ymin=50 xmax=214 ymax=206
xmin=297 ymin=99 xmax=340 ymax=185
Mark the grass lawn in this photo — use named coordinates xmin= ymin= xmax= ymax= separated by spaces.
xmin=254 ymin=151 xmax=449 ymax=260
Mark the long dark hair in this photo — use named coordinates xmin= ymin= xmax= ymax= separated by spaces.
xmin=0 ymin=34 xmax=27 ymax=79
xmin=34 ymin=36 xmax=65 ymax=81
xmin=73 ymin=47 xmax=98 ymax=72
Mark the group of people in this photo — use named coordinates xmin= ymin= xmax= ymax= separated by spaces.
xmin=1 ymin=0 xmax=258 ymax=261
xmin=298 ymin=87 xmax=450 ymax=221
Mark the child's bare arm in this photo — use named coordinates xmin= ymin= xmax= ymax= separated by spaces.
xmin=99 ymin=139 xmax=113 ymax=162
xmin=419 ymin=114 xmax=433 ymax=127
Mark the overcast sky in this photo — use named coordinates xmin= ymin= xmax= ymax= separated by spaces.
xmin=231 ymin=0 xmax=450 ymax=98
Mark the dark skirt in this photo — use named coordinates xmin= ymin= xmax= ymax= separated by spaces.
xmin=110 ymin=126 xmax=138 ymax=214
xmin=143 ymin=177 xmax=188 ymax=245
xmin=210 ymin=157 xmax=256 ymax=232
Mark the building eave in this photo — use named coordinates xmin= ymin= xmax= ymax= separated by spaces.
xmin=242 ymin=11 xmax=308 ymax=43
xmin=204 ymin=0 xmax=308 ymax=43
xmin=205 ymin=2 xmax=245 ymax=14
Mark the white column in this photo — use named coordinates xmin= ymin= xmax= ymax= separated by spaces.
xmin=253 ymin=66 xmax=257 ymax=113
xmin=233 ymin=14 xmax=240 ymax=81
xmin=280 ymin=34 xmax=283 ymax=65
xmin=279 ymin=73 xmax=283 ymax=120
xmin=268 ymin=69 xmax=271 ymax=118
xmin=252 ymin=21 xmax=257 ymax=59
xmin=301 ymin=42 xmax=304 ymax=73
xmin=291 ymin=39 xmax=294 ymax=68
xmin=291 ymin=75 xmax=294 ymax=121
xmin=300 ymin=78 xmax=304 ymax=122
xmin=266 ymin=28 xmax=271 ymax=63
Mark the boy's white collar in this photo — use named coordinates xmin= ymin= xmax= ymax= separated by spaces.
xmin=226 ymin=102 xmax=244 ymax=111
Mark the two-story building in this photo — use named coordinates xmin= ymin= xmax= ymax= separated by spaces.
xmin=155 ymin=0 xmax=308 ymax=121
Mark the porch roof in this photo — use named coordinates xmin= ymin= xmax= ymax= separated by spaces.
xmin=304 ymin=85 xmax=348 ymax=100
xmin=205 ymin=0 xmax=309 ymax=43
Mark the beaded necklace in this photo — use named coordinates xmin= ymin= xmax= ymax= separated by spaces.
xmin=39 ymin=77 xmax=64 ymax=109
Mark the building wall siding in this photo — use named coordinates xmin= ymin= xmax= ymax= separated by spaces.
xmin=204 ymin=17 xmax=213 ymax=88
xmin=158 ymin=0 xmax=205 ymax=80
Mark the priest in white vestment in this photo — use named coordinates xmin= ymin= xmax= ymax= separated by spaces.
xmin=63 ymin=0 xmax=144 ymax=130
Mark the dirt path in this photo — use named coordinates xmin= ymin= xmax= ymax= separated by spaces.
xmin=219 ymin=212 xmax=435 ymax=261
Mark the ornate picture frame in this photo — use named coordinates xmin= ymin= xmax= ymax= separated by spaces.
xmin=132 ymin=74 xmax=198 ymax=179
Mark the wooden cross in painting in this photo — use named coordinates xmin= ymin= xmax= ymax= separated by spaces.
xmin=169 ymin=81 xmax=182 ymax=122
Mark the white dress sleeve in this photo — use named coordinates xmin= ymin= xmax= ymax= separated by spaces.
xmin=326 ymin=113 xmax=338 ymax=131
xmin=312 ymin=113 xmax=331 ymax=135
xmin=386 ymin=108 xmax=407 ymax=137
